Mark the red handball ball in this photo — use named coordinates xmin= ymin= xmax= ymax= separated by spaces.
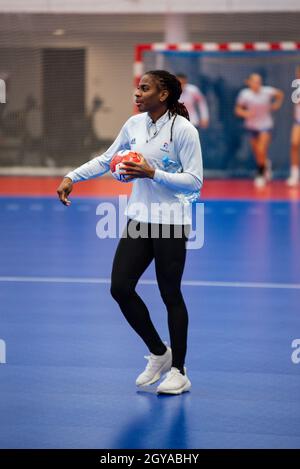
xmin=110 ymin=150 xmax=142 ymax=182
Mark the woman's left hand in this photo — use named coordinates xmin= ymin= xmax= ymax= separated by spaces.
xmin=271 ymin=102 xmax=283 ymax=112
xmin=120 ymin=154 xmax=155 ymax=180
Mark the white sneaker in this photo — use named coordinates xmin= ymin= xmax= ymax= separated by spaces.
xmin=254 ymin=176 xmax=266 ymax=188
xmin=286 ymin=166 xmax=299 ymax=187
xmin=286 ymin=175 xmax=299 ymax=187
xmin=156 ymin=367 xmax=191 ymax=395
xmin=265 ymin=159 xmax=272 ymax=182
xmin=135 ymin=346 xmax=172 ymax=386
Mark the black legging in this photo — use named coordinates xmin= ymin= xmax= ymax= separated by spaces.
xmin=110 ymin=219 xmax=190 ymax=371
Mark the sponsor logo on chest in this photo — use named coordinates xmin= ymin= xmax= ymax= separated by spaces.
xmin=160 ymin=142 xmax=170 ymax=153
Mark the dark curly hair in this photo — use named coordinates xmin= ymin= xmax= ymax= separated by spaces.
xmin=145 ymin=70 xmax=190 ymax=141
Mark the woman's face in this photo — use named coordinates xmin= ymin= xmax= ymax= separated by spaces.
xmin=247 ymin=74 xmax=262 ymax=92
xmin=134 ymin=74 xmax=168 ymax=113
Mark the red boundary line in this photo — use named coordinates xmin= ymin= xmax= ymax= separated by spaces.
xmin=0 ymin=177 xmax=299 ymax=201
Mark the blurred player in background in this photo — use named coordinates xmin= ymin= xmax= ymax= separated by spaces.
xmin=235 ymin=73 xmax=284 ymax=188
xmin=286 ymin=66 xmax=300 ymax=187
xmin=176 ymin=73 xmax=209 ymax=129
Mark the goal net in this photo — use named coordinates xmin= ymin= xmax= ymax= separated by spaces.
xmin=135 ymin=43 xmax=300 ymax=178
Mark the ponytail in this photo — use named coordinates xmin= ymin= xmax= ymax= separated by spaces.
xmin=169 ymin=101 xmax=189 ymax=120
xmin=146 ymin=70 xmax=190 ymax=141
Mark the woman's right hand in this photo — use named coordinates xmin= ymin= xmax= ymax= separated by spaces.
xmin=57 ymin=177 xmax=73 ymax=206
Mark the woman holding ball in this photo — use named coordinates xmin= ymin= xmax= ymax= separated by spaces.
xmin=57 ymin=70 xmax=203 ymax=394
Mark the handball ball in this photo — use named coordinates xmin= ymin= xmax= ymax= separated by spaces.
xmin=110 ymin=150 xmax=142 ymax=182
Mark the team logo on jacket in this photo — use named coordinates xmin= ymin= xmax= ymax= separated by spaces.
xmin=130 ymin=138 xmax=136 ymax=145
xmin=160 ymin=142 xmax=169 ymax=152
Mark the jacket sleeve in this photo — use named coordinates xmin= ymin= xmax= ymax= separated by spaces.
xmin=153 ymin=124 xmax=203 ymax=193
xmin=65 ymin=122 xmax=130 ymax=183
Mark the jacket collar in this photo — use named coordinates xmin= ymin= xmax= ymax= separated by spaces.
xmin=146 ymin=110 xmax=170 ymax=131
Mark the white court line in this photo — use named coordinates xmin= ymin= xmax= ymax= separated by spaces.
xmin=6 ymin=204 xmax=20 ymax=211
xmin=29 ymin=204 xmax=43 ymax=211
xmin=77 ymin=205 xmax=91 ymax=211
xmin=0 ymin=276 xmax=299 ymax=290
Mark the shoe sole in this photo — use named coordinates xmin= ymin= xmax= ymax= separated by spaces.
xmin=157 ymin=379 xmax=192 ymax=395
xmin=286 ymin=181 xmax=299 ymax=187
xmin=136 ymin=356 xmax=172 ymax=387
xmin=254 ymin=181 xmax=266 ymax=188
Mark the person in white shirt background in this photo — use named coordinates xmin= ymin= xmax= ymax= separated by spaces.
xmin=287 ymin=65 xmax=300 ymax=187
xmin=235 ymin=73 xmax=284 ymax=188
xmin=57 ymin=70 xmax=203 ymax=395
xmin=176 ymin=73 xmax=210 ymax=129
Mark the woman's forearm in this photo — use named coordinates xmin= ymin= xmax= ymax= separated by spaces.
xmin=65 ymin=157 xmax=110 ymax=183
xmin=153 ymin=169 xmax=202 ymax=193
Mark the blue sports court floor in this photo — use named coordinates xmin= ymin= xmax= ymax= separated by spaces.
xmin=0 ymin=195 xmax=300 ymax=449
